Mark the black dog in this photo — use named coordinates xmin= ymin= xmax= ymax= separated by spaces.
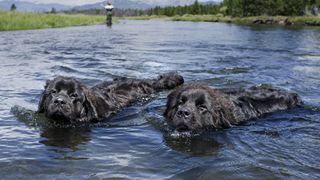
xmin=38 ymin=72 xmax=184 ymax=122
xmin=164 ymin=83 xmax=301 ymax=132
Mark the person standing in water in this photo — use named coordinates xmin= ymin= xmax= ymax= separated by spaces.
xmin=104 ymin=2 xmax=114 ymax=26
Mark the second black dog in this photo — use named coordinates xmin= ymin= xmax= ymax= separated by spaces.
xmin=164 ymin=83 xmax=301 ymax=132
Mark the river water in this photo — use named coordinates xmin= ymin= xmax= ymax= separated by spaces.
xmin=0 ymin=20 xmax=319 ymax=179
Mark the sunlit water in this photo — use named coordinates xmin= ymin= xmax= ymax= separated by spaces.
xmin=0 ymin=20 xmax=319 ymax=179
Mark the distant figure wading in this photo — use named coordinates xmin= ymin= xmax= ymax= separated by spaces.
xmin=104 ymin=2 xmax=114 ymax=26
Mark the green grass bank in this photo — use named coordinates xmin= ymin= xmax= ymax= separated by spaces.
xmin=0 ymin=11 xmax=111 ymax=31
xmin=124 ymin=15 xmax=320 ymax=27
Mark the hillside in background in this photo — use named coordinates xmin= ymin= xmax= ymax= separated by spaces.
xmin=136 ymin=0 xmax=195 ymax=6
xmin=0 ymin=0 xmax=71 ymax=12
xmin=0 ymin=0 xmax=219 ymax=12
xmin=72 ymin=0 xmax=152 ymax=11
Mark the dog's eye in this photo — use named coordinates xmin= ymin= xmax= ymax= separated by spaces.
xmin=51 ymin=90 xmax=57 ymax=94
xmin=198 ymin=105 xmax=207 ymax=112
xmin=71 ymin=93 xmax=78 ymax=98
xmin=178 ymin=99 xmax=183 ymax=105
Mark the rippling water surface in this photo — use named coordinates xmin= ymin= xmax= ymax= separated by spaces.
xmin=0 ymin=20 xmax=320 ymax=179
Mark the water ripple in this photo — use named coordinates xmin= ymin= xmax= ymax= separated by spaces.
xmin=0 ymin=20 xmax=319 ymax=179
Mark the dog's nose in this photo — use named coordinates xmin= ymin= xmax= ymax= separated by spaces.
xmin=54 ymin=97 xmax=66 ymax=105
xmin=177 ymin=108 xmax=191 ymax=118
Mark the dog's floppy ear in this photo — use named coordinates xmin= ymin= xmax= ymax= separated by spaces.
xmin=164 ymin=88 xmax=182 ymax=119
xmin=37 ymin=80 xmax=51 ymax=113
xmin=82 ymin=87 xmax=115 ymax=122
xmin=210 ymin=106 xmax=233 ymax=129
xmin=208 ymin=90 xmax=235 ymax=129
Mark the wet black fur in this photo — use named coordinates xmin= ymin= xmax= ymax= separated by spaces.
xmin=164 ymin=83 xmax=301 ymax=132
xmin=38 ymin=72 xmax=184 ymax=122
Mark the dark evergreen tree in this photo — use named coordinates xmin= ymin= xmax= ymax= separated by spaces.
xmin=191 ymin=0 xmax=201 ymax=14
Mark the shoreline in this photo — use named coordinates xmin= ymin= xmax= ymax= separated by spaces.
xmin=2 ymin=11 xmax=319 ymax=32
xmin=0 ymin=11 xmax=115 ymax=31
xmin=123 ymin=15 xmax=320 ymax=27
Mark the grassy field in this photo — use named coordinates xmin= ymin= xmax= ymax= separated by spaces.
xmin=124 ymin=14 xmax=320 ymax=26
xmin=0 ymin=11 xmax=110 ymax=31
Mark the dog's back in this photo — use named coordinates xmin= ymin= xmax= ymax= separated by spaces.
xmin=231 ymin=86 xmax=301 ymax=122
xmin=93 ymin=72 xmax=184 ymax=109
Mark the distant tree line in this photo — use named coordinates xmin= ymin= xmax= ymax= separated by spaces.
xmin=142 ymin=0 xmax=320 ymax=16
xmin=144 ymin=1 xmax=221 ymax=16
xmin=223 ymin=0 xmax=320 ymax=16
xmin=63 ymin=0 xmax=320 ymax=17
xmin=122 ymin=0 xmax=320 ymax=17
xmin=64 ymin=1 xmax=221 ymax=17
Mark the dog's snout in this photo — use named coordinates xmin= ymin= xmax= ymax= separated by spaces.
xmin=177 ymin=107 xmax=191 ymax=118
xmin=54 ymin=97 xmax=66 ymax=105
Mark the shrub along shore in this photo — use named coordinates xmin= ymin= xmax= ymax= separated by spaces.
xmin=0 ymin=11 xmax=108 ymax=31
xmin=124 ymin=15 xmax=320 ymax=27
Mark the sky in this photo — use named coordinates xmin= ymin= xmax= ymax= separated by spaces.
xmin=1 ymin=0 xmax=222 ymax=6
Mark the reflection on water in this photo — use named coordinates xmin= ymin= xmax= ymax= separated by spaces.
xmin=40 ymin=127 xmax=91 ymax=152
xmin=0 ymin=20 xmax=320 ymax=179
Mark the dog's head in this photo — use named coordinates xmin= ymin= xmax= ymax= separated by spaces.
xmin=38 ymin=76 xmax=111 ymax=122
xmin=164 ymin=84 xmax=234 ymax=132
xmin=153 ymin=72 xmax=184 ymax=90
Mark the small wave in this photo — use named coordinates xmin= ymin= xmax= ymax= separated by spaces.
xmin=210 ymin=67 xmax=251 ymax=75
xmin=11 ymin=104 xmax=152 ymax=129
xmin=10 ymin=105 xmax=45 ymax=128
xmin=51 ymin=65 xmax=80 ymax=74
xmin=164 ymin=130 xmax=221 ymax=156
xmin=252 ymin=130 xmax=281 ymax=138
xmin=297 ymin=54 xmax=320 ymax=62
xmin=293 ymin=66 xmax=320 ymax=75
xmin=167 ymin=130 xmax=195 ymax=138
xmin=302 ymin=104 xmax=320 ymax=112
